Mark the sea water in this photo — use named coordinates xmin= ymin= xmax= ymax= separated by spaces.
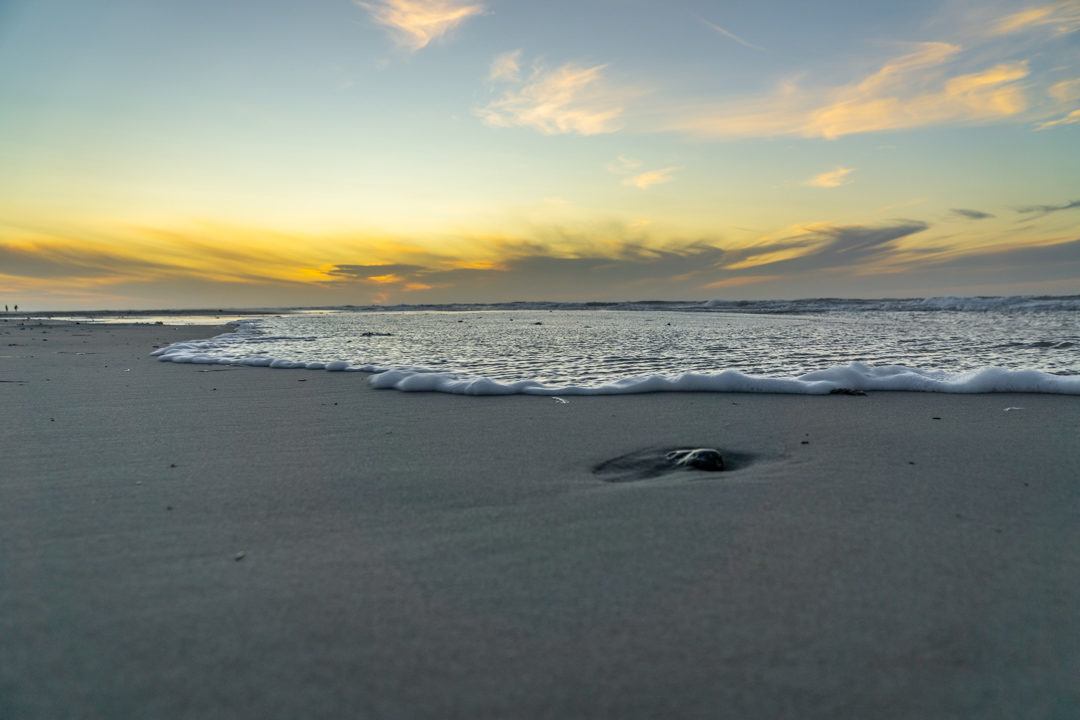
xmin=152 ymin=296 xmax=1080 ymax=395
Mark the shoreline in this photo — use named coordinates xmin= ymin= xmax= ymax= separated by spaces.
xmin=2 ymin=320 xmax=1078 ymax=719
xmin=4 ymin=308 xmax=295 ymax=319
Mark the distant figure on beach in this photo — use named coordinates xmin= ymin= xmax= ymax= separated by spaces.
xmin=4 ymin=305 xmax=7 ymax=312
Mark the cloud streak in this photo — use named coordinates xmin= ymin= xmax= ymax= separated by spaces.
xmin=950 ymin=208 xmax=995 ymax=220
xmin=5 ymin=215 xmax=1076 ymax=307
xmin=1036 ymin=108 xmax=1080 ymax=129
xmin=313 ymin=220 xmax=1075 ymax=302
xmin=488 ymin=49 xmax=522 ymax=82
xmin=357 ymin=0 xmax=485 ymax=51
xmin=664 ymin=42 xmax=1032 ymax=139
xmin=325 ymin=242 xmax=730 ymax=301
xmin=992 ymin=0 xmax=1080 ymax=36
xmin=699 ymin=17 xmax=764 ymax=51
xmin=622 ymin=166 xmax=679 ymax=190
xmin=1017 ymin=198 xmax=1080 ymax=217
xmin=806 ymin=167 xmax=854 ymax=188
xmin=328 ymin=263 xmax=429 ymax=284
xmin=478 ymin=57 xmax=633 ymax=135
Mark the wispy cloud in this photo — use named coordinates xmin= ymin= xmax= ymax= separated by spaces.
xmin=1037 ymin=78 xmax=1080 ymax=128
xmin=622 ymin=167 xmax=679 ymax=190
xmin=478 ymin=58 xmax=631 ymax=135
xmin=1017 ymin=198 xmax=1080 ymax=217
xmin=992 ymin=0 xmax=1080 ymax=36
xmin=356 ymin=0 xmax=485 ymax=51
xmin=951 ymin=208 xmax=996 ymax=220
xmin=488 ymin=49 xmax=522 ymax=82
xmin=1048 ymin=78 xmax=1080 ymax=103
xmin=328 ymin=263 xmax=428 ymax=284
xmin=698 ymin=16 xmax=764 ymax=51
xmin=806 ymin=166 xmax=854 ymax=188
xmin=664 ymin=41 xmax=1032 ymax=139
xmin=609 ymin=155 xmax=677 ymax=189
xmin=1036 ymin=108 xmax=1080 ymax=129
xmin=325 ymin=239 xmax=731 ymax=301
xmin=718 ymin=221 xmax=932 ymax=274
xmin=6 ymin=214 xmax=1075 ymax=307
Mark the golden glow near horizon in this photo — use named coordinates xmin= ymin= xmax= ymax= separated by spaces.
xmin=1 ymin=0 xmax=1078 ymax=308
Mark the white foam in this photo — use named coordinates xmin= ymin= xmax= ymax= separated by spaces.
xmin=700 ymin=294 xmax=1080 ymax=313
xmin=363 ymin=362 xmax=1080 ymax=395
xmin=152 ymin=323 xmax=378 ymax=373
xmin=150 ymin=314 xmax=1080 ymax=396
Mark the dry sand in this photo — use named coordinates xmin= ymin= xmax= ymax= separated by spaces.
xmin=2 ymin=318 xmax=1078 ymax=719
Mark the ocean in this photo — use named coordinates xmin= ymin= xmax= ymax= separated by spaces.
xmin=152 ymin=296 xmax=1080 ymax=395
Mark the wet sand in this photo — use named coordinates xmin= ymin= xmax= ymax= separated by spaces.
xmin=2 ymin=318 xmax=1078 ymax=719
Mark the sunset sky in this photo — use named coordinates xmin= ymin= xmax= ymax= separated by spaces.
xmin=2 ymin=0 xmax=1078 ymax=309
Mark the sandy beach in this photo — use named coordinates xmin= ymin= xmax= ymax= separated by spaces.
xmin=2 ymin=317 xmax=1078 ymax=719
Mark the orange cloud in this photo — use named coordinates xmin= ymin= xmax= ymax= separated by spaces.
xmin=3 ymin=212 xmax=1074 ymax=309
xmin=444 ymin=259 xmax=507 ymax=270
xmin=356 ymin=0 xmax=485 ymax=51
xmin=810 ymin=58 xmax=1029 ymax=139
xmin=622 ymin=167 xmax=679 ymax=189
xmin=1048 ymin=78 xmax=1080 ymax=103
xmin=0 ymin=222 xmax=435 ymax=294
xmin=806 ymin=167 xmax=854 ymax=188
xmin=665 ymin=43 xmax=1032 ymax=139
xmin=478 ymin=58 xmax=632 ymax=135
xmin=992 ymin=1 xmax=1080 ymax=36
xmin=1037 ymin=108 xmax=1080 ymax=129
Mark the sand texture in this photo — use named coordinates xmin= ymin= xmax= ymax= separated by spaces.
xmin=2 ymin=318 xmax=1078 ymax=719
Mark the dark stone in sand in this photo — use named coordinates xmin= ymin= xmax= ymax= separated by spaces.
xmin=829 ymin=387 xmax=867 ymax=396
xmin=665 ymin=448 xmax=724 ymax=471
xmin=594 ymin=446 xmax=754 ymax=483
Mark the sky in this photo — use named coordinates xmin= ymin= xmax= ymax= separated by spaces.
xmin=1 ymin=0 xmax=1078 ymax=309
